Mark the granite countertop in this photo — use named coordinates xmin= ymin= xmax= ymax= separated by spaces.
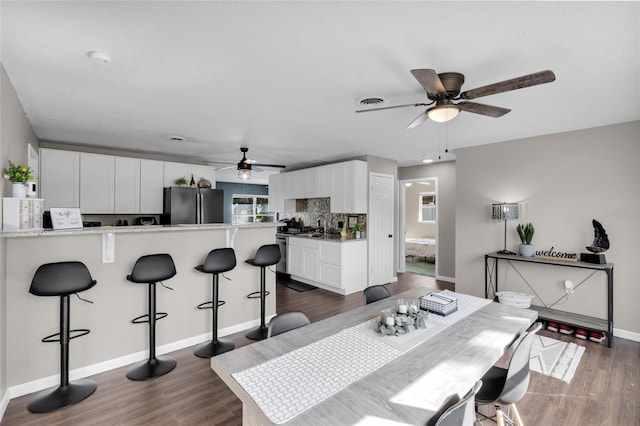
xmin=278 ymin=232 xmax=366 ymax=243
xmin=1 ymin=222 xmax=279 ymax=238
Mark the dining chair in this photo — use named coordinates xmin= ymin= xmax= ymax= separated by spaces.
xmin=426 ymin=380 xmax=482 ymax=426
xmin=267 ymin=311 xmax=311 ymax=338
xmin=363 ymin=285 xmax=391 ymax=304
xmin=475 ymin=322 xmax=543 ymax=426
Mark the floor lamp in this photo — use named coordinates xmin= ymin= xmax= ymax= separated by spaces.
xmin=492 ymin=203 xmax=519 ymax=255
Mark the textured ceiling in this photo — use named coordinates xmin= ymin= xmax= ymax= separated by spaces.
xmin=2 ymin=1 xmax=639 ymax=184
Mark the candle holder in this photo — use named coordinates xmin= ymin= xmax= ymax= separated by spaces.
xmin=376 ymin=304 xmax=428 ymax=336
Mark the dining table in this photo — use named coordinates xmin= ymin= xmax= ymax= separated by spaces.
xmin=210 ymin=286 xmax=538 ymax=425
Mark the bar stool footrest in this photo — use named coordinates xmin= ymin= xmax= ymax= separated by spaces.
xmin=247 ymin=291 xmax=270 ymax=299
xmin=197 ymin=300 xmax=225 ymax=310
xmin=41 ymin=328 xmax=91 ymax=343
xmin=131 ymin=312 xmax=168 ymax=324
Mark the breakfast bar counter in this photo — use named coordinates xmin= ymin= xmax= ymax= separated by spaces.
xmin=1 ymin=223 xmax=278 ymax=396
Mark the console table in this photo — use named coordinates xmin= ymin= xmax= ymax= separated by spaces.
xmin=485 ymin=252 xmax=613 ymax=347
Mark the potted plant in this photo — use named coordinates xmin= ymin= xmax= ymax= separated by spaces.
xmin=174 ymin=176 xmax=188 ymax=186
xmin=516 ymin=223 xmax=535 ymax=257
xmin=3 ymin=161 xmax=34 ymax=198
xmin=352 ymin=223 xmax=362 ymax=239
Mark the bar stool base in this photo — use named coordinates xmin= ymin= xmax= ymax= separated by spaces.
xmin=126 ymin=355 xmax=176 ymax=381
xmin=28 ymin=379 xmax=97 ymax=413
xmin=194 ymin=338 xmax=235 ymax=358
xmin=245 ymin=325 xmax=269 ymax=341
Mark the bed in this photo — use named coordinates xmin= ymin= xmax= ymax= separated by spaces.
xmin=405 ymin=238 xmax=436 ymax=263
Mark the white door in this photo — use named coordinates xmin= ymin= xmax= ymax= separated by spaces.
xmin=369 ymin=173 xmax=395 ymax=285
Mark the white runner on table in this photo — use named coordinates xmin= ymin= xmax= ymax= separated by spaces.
xmin=232 ymin=291 xmax=491 ymax=424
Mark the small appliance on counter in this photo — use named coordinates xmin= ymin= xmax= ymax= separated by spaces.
xmin=135 ymin=216 xmax=157 ymax=226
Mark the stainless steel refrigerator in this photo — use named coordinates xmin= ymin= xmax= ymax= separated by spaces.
xmin=161 ymin=187 xmax=224 ymax=224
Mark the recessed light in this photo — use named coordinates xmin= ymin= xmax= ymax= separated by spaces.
xmin=87 ymin=50 xmax=112 ymax=64
xmin=169 ymin=136 xmax=186 ymax=142
xmin=422 ymin=159 xmax=434 ymax=164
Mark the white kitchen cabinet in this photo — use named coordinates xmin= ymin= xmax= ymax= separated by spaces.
xmin=80 ymin=153 xmax=115 ymax=214
xmin=343 ymin=160 xmax=368 ymax=213
xmin=140 ymin=159 xmax=164 ymax=213
xmin=114 ymin=156 xmax=140 ymax=214
xmin=288 ymin=236 xmax=367 ymax=295
xmin=268 ymin=173 xmax=295 ymax=213
xmin=317 ymin=164 xmax=333 ymax=198
xmin=329 ymin=162 xmax=345 ymax=213
xmin=287 ymin=237 xmax=318 ymax=281
xmin=39 ymin=148 xmax=80 ymax=210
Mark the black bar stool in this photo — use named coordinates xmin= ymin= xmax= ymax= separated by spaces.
xmin=244 ymin=244 xmax=281 ymax=341
xmin=126 ymin=253 xmax=177 ymax=381
xmin=27 ymin=261 xmax=97 ymax=413
xmin=194 ymin=248 xmax=236 ymax=358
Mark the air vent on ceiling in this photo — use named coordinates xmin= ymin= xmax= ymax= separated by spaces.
xmin=359 ymin=97 xmax=385 ymax=105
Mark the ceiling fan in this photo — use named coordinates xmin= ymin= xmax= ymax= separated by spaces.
xmin=215 ymin=148 xmax=286 ymax=180
xmin=356 ymin=69 xmax=556 ymax=128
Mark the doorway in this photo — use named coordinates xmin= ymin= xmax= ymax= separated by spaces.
xmin=398 ymin=178 xmax=437 ymax=277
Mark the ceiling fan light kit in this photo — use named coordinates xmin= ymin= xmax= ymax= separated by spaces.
xmin=426 ymin=105 xmax=460 ymax=123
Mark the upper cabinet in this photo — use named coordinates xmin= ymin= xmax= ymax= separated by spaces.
xmin=40 ymin=149 xmax=211 ymax=214
xmin=39 ymin=148 xmax=80 ymax=210
xmin=268 ymin=160 xmax=367 ymax=214
xmin=80 ymin=153 xmax=115 ymax=214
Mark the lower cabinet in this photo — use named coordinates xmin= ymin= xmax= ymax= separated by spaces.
xmin=288 ymin=236 xmax=367 ymax=295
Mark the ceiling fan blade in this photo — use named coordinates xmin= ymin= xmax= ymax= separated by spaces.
xmin=410 ymin=69 xmax=446 ymax=96
xmin=457 ymin=101 xmax=511 ymax=118
xmin=356 ymin=103 xmax=428 ymax=113
xmin=215 ymin=165 xmax=236 ymax=171
xmin=406 ymin=110 xmax=428 ymax=129
xmin=459 ymin=70 xmax=556 ymax=100
xmin=252 ymin=163 xmax=286 ymax=169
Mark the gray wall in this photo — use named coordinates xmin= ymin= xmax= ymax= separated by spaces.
xmin=0 ymin=65 xmax=40 ymax=407
xmin=399 ymin=161 xmax=456 ymax=280
xmin=455 ymin=121 xmax=640 ymax=336
xmin=215 ymin=181 xmax=268 ymax=223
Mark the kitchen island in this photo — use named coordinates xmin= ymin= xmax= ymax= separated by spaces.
xmin=284 ymin=234 xmax=367 ymax=295
xmin=1 ymin=223 xmax=278 ymax=397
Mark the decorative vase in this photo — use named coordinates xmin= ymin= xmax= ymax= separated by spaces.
xmin=12 ymin=182 xmax=27 ymax=198
xmin=519 ymin=244 xmax=534 ymax=257
xmin=355 ymin=231 xmax=361 ymax=239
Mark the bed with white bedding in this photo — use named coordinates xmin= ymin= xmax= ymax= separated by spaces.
xmin=405 ymin=237 xmax=436 ymax=262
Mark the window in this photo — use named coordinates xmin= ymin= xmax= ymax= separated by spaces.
xmin=232 ymin=195 xmax=274 ymax=224
xmin=419 ymin=192 xmax=436 ymax=222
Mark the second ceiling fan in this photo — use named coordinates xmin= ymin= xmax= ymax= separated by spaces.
xmin=356 ymin=69 xmax=556 ymax=128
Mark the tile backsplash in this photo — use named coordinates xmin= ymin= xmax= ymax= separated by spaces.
xmin=279 ymin=197 xmax=366 ymax=232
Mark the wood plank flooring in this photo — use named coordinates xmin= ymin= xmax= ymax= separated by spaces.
xmin=2 ymin=273 xmax=638 ymax=425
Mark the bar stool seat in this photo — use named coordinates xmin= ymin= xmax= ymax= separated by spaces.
xmin=245 ymin=244 xmax=281 ymax=341
xmin=194 ymin=247 xmax=236 ymax=357
xmin=126 ymin=253 xmax=177 ymax=381
xmin=28 ymin=261 xmax=97 ymax=413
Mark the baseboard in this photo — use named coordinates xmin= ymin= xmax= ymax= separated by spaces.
xmin=7 ymin=317 xmax=269 ymax=400
xmin=436 ymin=275 xmax=455 ymax=283
xmin=0 ymin=388 xmax=10 ymax=421
xmin=614 ymin=327 xmax=640 ymax=343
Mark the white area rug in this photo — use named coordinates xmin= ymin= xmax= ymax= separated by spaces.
xmin=529 ymin=335 xmax=585 ymax=383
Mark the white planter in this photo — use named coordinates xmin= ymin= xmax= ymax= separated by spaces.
xmin=12 ymin=182 xmax=27 ymax=198
xmin=519 ymin=244 xmax=534 ymax=257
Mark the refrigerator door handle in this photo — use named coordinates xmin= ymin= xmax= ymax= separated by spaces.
xmin=196 ymin=192 xmax=202 ymax=224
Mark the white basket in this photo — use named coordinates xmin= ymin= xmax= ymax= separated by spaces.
xmin=495 ymin=291 xmax=533 ymax=308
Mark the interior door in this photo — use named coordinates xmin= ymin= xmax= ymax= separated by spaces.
xmin=369 ymin=173 xmax=395 ymax=285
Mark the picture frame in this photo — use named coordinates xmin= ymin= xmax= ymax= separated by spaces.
xmin=50 ymin=208 xmax=83 ymax=230
xmin=347 ymin=215 xmax=358 ymax=229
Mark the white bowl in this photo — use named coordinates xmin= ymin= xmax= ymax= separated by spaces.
xmin=495 ymin=291 xmax=533 ymax=308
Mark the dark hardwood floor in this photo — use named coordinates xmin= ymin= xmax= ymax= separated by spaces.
xmin=2 ymin=273 xmax=638 ymax=425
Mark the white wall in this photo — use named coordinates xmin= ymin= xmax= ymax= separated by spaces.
xmin=0 ymin=65 xmax=41 ymax=413
xmin=404 ymin=182 xmax=436 ymax=239
xmin=455 ymin=121 xmax=640 ymax=336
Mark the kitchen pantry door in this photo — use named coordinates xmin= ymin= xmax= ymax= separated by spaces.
xmin=369 ymin=173 xmax=395 ymax=285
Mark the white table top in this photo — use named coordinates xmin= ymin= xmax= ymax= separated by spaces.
xmin=211 ymin=287 xmax=538 ymax=425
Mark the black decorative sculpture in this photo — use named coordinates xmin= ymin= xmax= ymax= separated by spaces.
xmin=586 ymin=219 xmax=610 ymax=253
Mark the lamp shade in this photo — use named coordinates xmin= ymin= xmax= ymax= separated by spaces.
xmin=492 ymin=203 xmax=519 ymax=221
xmin=427 ymin=105 xmax=460 ymax=123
